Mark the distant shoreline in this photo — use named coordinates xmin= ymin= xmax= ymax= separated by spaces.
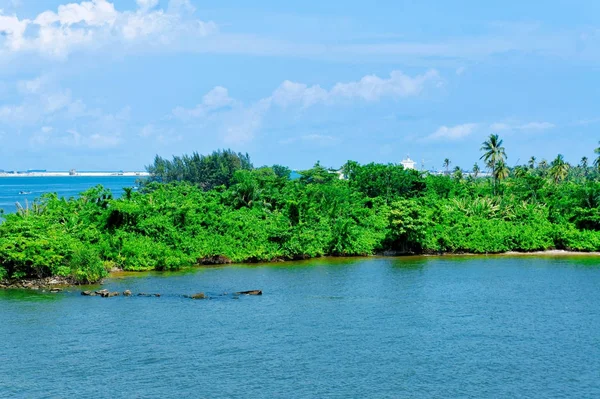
xmin=0 ymin=172 xmax=149 ymax=178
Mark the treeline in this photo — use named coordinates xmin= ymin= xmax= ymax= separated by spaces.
xmin=2 ymin=139 xmax=600 ymax=283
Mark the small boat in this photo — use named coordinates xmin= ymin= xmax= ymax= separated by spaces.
xmin=19 ymin=191 xmax=32 ymax=195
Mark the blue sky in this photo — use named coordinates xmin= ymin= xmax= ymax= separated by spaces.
xmin=0 ymin=0 xmax=599 ymax=171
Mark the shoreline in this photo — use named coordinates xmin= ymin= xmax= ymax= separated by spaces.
xmin=0 ymin=172 xmax=149 ymax=178
xmin=2 ymin=249 xmax=600 ymax=290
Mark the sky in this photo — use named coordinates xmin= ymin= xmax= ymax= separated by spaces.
xmin=0 ymin=0 xmax=599 ymax=171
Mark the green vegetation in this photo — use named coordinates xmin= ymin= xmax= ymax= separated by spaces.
xmin=2 ymin=139 xmax=600 ymax=284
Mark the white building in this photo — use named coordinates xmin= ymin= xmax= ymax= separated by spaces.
xmin=400 ymin=156 xmax=416 ymax=170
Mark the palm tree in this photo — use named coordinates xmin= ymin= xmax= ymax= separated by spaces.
xmin=528 ymin=156 xmax=536 ymax=169
xmin=580 ymin=156 xmax=589 ymax=178
xmin=472 ymin=163 xmax=480 ymax=178
xmin=494 ymin=159 xmax=510 ymax=182
xmin=480 ymin=134 xmax=507 ymax=194
xmin=443 ymin=158 xmax=451 ymax=174
xmin=453 ymin=166 xmax=463 ymax=180
xmin=537 ymin=159 xmax=549 ymax=177
xmin=594 ymin=141 xmax=600 ymax=172
xmin=514 ymin=165 xmax=528 ymax=179
xmin=550 ymin=154 xmax=570 ymax=183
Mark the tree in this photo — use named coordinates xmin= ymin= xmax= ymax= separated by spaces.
xmin=528 ymin=156 xmax=536 ymax=169
xmin=480 ymin=134 xmax=507 ymax=194
xmin=537 ymin=159 xmax=549 ymax=178
xmin=580 ymin=157 xmax=589 ymax=178
xmin=145 ymin=149 xmax=253 ymax=190
xmin=594 ymin=142 xmax=600 ymax=172
xmin=494 ymin=160 xmax=510 ymax=182
xmin=443 ymin=158 xmax=451 ymax=174
xmin=550 ymin=154 xmax=570 ymax=184
xmin=472 ymin=163 xmax=480 ymax=178
xmin=453 ymin=166 xmax=463 ymax=180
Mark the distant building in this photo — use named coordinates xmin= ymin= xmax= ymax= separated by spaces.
xmin=400 ymin=156 xmax=416 ymax=170
xmin=69 ymin=169 xmax=77 ymax=176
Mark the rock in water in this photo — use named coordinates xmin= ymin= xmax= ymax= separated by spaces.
xmin=191 ymin=292 xmax=206 ymax=299
xmin=123 ymin=290 xmax=132 ymax=296
xmin=50 ymin=288 xmax=62 ymax=293
xmin=236 ymin=290 xmax=262 ymax=296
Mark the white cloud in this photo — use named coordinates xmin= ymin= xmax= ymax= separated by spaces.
xmin=271 ymin=81 xmax=328 ymax=108
xmin=0 ymin=0 xmax=218 ymax=58
xmin=222 ymin=98 xmax=270 ymax=144
xmin=135 ymin=0 xmax=158 ymax=11
xmin=490 ymin=122 xmax=510 ymax=131
xmin=172 ymin=86 xmax=234 ymax=119
xmin=139 ymin=123 xmax=154 ymax=137
xmin=29 ymin=127 xmax=121 ymax=149
xmin=172 ymin=70 xmax=440 ymax=144
xmin=518 ymin=122 xmax=555 ymax=130
xmin=270 ymin=70 xmax=440 ymax=108
xmin=329 ymin=70 xmax=440 ymax=101
xmin=426 ymin=123 xmax=478 ymax=141
xmin=490 ymin=121 xmax=555 ymax=132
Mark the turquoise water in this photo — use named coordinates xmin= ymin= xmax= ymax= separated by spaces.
xmin=0 ymin=176 xmax=139 ymax=214
xmin=1 ymin=256 xmax=599 ymax=398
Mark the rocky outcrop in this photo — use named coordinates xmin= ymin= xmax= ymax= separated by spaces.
xmin=123 ymin=290 xmax=132 ymax=296
xmin=0 ymin=276 xmax=73 ymax=291
xmin=198 ymin=255 xmax=232 ymax=265
xmin=235 ymin=290 xmax=262 ymax=296
xmin=191 ymin=292 xmax=206 ymax=299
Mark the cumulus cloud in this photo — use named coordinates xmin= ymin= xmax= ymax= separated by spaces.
xmin=172 ymin=86 xmax=234 ymax=119
xmin=173 ymin=69 xmax=440 ymax=143
xmin=271 ymin=69 xmax=440 ymax=108
xmin=0 ymin=0 xmax=217 ymax=58
xmin=425 ymin=123 xmax=478 ymax=141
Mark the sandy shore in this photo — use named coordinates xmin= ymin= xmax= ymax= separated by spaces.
xmin=0 ymin=172 xmax=149 ymax=177
xmin=420 ymin=250 xmax=600 ymax=257
xmin=500 ymin=250 xmax=600 ymax=257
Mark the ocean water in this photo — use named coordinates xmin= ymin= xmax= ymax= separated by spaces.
xmin=0 ymin=176 xmax=139 ymax=214
xmin=1 ymin=256 xmax=599 ymax=398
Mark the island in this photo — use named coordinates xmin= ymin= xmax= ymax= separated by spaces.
xmin=1 ymin=138 xmax=600 ymax=287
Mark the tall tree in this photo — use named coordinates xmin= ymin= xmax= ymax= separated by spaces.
xmin=550 ymin=154 xmax=570 ymax=184
xmin=443 ymin=158 xmax=451 ymax=175
xmin=528 ymin=156 xmax=536 ymax=169
xmin=480 ymin=134 xmax=507 ymax=194
xmin=594 ymin=141 xmax=600 ymax=172
xmin=472 ymin=163 xmax=480 ymax=178
xmin=494 ymin=160 xmax=510 ymax=182
xmin=452 ymin=166 xmax=463 ymax=180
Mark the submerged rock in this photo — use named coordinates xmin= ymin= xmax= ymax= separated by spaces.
xmin=49 ymin=288 xmax=62 ymax=293
xmin=235 ymin=290 xmax=262 ymax=296
xmin=191 ymin=292 xmax=206 ymax=299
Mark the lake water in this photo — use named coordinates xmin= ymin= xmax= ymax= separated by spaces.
xmin=0 ymin=176 xmax=139 ymax=214
xmin=1 ymin=256 xmax=599 ymax=398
